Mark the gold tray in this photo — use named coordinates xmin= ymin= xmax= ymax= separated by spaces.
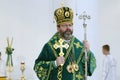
xmin=0 ymin=76 xmax=6 ymax=80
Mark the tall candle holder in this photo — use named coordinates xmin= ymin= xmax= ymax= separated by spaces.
xmin=20 ymin=61 xmax=25 ymax=80
xmin=6 ymin=37 xmax=14 ymax=80
xmin=7 ymin=65 xmax=13 ymax=80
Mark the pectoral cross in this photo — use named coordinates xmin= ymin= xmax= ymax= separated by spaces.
xmin=53 ymin=38 xmax=69 ymax=57
xmin=76 ymin=73 xmax=83 ymax=80
xmin=53 ymin=38 xmax=69 ymax=80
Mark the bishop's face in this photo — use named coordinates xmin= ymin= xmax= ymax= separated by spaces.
xmin=57 ymin=22 xmax=73 ymax=40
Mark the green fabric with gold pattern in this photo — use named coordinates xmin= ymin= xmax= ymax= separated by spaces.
xmin=34 ymin=32 xmax=96 ymax=80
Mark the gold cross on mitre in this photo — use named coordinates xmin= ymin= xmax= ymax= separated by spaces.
xmin=61 ymin=2 xmax=64 ymax=7
xmin=53 ymin=38 xmax=69 ymax=57
xmin=60 ymin=0 xmax=68 ymax=7
xmin=76 ymin=73 xmax=83 ymax=80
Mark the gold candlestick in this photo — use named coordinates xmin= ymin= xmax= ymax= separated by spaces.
xmin=7 ymin=66 xmax=13 ymax=80
xmin=6 ymin=37 xmax=14 ymax=80
xmin=20 ymin=61 xmax=25 ymax=80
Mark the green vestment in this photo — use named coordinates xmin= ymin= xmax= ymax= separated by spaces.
xmin=34 ymin=33 xmax=96 ymax=80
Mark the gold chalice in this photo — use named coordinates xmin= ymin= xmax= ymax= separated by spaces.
xmin=20 ymin=61 xmax=25 ymax=80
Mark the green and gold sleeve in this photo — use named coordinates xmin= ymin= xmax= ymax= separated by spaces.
xmin=34 ymin=44 xmax=56 ymax=80
xmin=81 ymin=51 xmax=96 ymax=76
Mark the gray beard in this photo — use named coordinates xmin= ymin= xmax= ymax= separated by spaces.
xmin=59 ymin=32 xmax=72 ymax=40
xmin=59 ymin=30 xmax=73 ymax=40
xmin=63 ymin=34 xmax=72 ymax=40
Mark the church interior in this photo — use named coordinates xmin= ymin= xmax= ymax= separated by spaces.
xmin=0 ymin=0 xmax=120 ymax=80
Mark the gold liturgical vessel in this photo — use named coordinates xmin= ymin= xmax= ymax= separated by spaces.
xmin=20 ymin=61 xmax=25 ymax=80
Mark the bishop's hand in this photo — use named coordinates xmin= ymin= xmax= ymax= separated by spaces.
xmin=83 ymin=40 xmax=90 ymax=52
xmin=56 ymin=56 xmax=65 ymax=67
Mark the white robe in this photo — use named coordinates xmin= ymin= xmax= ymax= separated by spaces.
xmin=103 ymin=54 xmax=117 ymax=80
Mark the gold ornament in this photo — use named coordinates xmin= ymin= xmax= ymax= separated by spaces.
xmin=76 ymin=73 xmax=83 ymax=80
xmin=67 ymin=63 xmax=79 ymax=73
xmin=67 ymin=64 xmax=74 ymax=73
xmin=65 ymin=11 xmax=70 ymax=17
xmin=72 ymin=63 xmax=79 ymax=71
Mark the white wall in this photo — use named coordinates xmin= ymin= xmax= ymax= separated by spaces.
xmin=0 ymin=0 xmax=52 ymax=79
xmin=98 ymin=0 xmax=120 ymax=79
xmin=0 ymin=0 xmax=119 ymax=80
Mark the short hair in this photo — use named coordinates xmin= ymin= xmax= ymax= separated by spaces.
xmin=102 ymin=44 xmax=110 ymax=51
